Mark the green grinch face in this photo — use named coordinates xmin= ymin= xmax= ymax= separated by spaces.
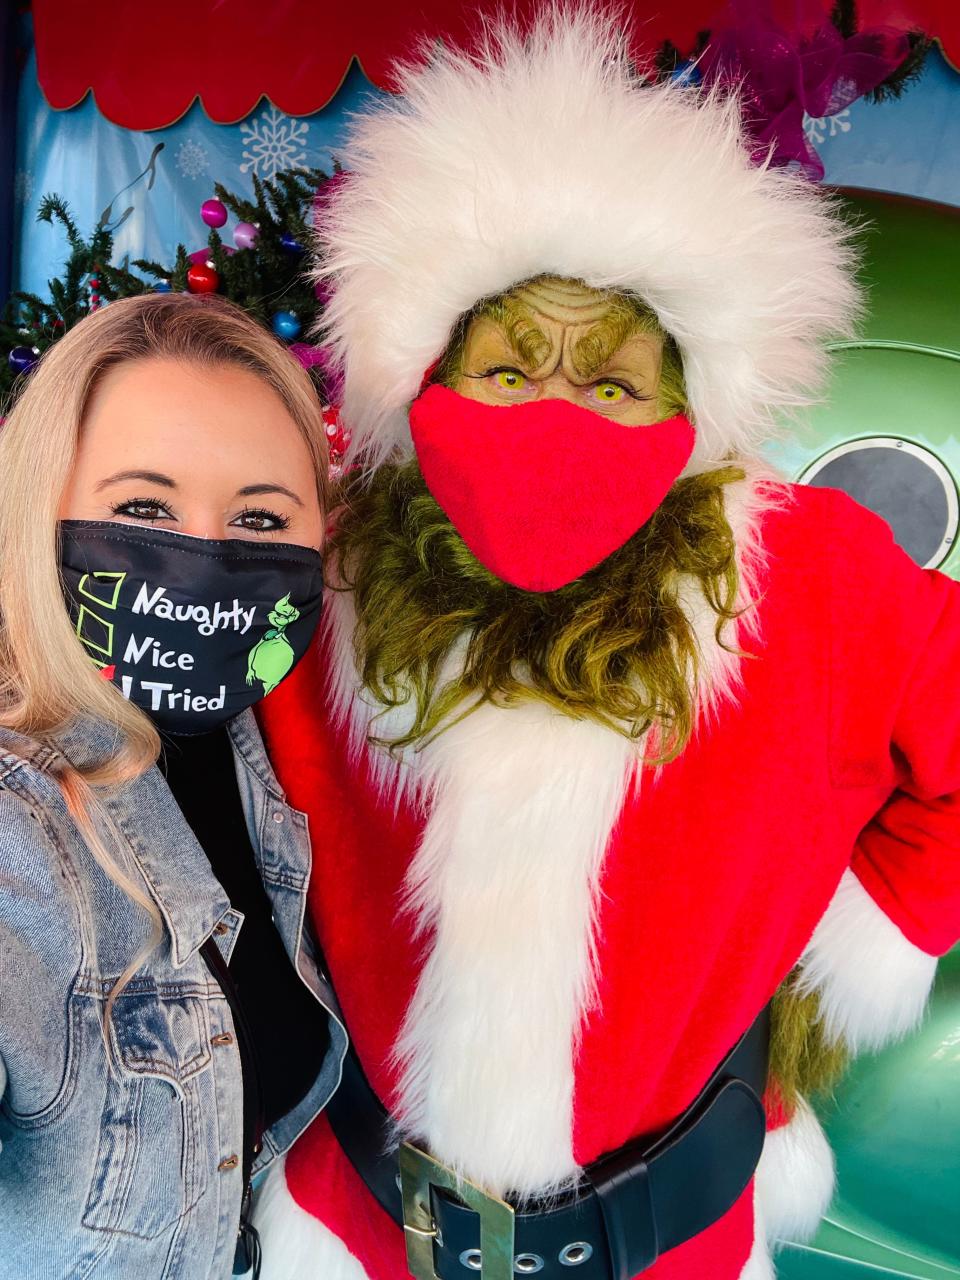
xmin=267 ymin=593 xmax=299 ymax=629
xmin=451 ymin=277 xmax=672 ymax=426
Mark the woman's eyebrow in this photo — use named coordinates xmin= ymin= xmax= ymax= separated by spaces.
xmin=95 ymin=469 xmax=176 ymax=491
xmin=235 ymin=482 xmax=304 ymax=508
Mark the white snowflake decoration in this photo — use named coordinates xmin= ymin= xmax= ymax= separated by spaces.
xmin=239 ymin=105 xmax=310 ymax=179
xmin=13 ymin=170 xmax=34 ymax=207
xmin=803 ymin=108 xmax=853 ymax=146
xmin=176 ymin=138 xmax=211 ymax=181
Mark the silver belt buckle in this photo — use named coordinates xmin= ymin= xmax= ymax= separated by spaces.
xmin=399 ymin=1140 xmax=516 ymax=1280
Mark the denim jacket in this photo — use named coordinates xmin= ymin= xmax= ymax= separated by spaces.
xmin=0 ymin=709 xmax=346 ymax=1280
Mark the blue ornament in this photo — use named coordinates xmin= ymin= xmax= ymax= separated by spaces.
xmin=280 ymin=231 xmax=305 ymax=256
xmin=670 ymin=60 xmax=701 ymax=87
xmin=271 ymin=310 xmax=302 ymax=340
xmin=8 ymin=345 xmax=39 ymax=375
xmin=153 ymin=279 xmax=173 ymax=293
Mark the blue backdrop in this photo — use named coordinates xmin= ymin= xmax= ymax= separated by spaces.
xmin=10 ymin=28 xmax=960 ymax=300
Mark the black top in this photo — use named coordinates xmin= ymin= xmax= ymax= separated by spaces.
xmin=160 ymin=726 xmax=329 ymax=1134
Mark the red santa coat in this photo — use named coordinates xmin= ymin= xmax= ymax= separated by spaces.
xmin=256 ymin=479 xmax=960 ymax=1280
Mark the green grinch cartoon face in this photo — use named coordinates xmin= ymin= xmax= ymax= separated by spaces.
xmin=246 ymin=594 xmax=302 ymax=695
xmin=268 ymin=593 xmax=300 ymax=630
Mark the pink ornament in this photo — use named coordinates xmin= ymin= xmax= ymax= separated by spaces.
xmin=201 ymin=198 xmax=228 ymax=228
xmin=234 ymin=221 xmax=259 ymax=250
xmin=290 ymin=341 xmax=343 ymax=402
xmin=189 ymin=246 xmax=233 ymax=265
xmin=312 ymin=171 xmax=349 ymax=230
xmin=289 ymin=342 xmax=328 ymax=371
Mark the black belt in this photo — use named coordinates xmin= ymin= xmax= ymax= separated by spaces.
xmin=325 ymin=1006 xmax=769 ymax=1280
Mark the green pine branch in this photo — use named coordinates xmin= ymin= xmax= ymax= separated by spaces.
xmin=2 ymin=166 xmax=334 ymax=414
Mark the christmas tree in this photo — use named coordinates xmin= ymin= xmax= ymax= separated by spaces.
xmin=1 ymin=165 xmax=337 ymax=416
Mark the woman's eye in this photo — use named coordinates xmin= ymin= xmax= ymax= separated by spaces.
xmin=231 ymin=508 xmax=291 ymax=534
xmin=487 ymin=368 xmax=532 ymax=394
xmin=588 ymin=381 xmax=629 ymax=405
xmin=110 ymin=498 xmax=174 ymax=523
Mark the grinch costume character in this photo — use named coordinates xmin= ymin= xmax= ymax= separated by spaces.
xmin=247 ymin=594 xmax=302 ymax=694
xmin=252 ymin=15 xmax=960 ymax=1280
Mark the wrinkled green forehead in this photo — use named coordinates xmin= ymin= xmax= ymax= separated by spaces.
xmin=508 ymin=276 xmax=623 ymax=323
xmin=491 ymin=274 xmax=662 ymax=329
xmin=467 ymin=275 xmax=667 ymax=382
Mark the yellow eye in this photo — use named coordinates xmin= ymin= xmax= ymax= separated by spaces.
xmin=493 ymin=369 xmax=528 ymax=391
xmin=594 ymin=381 xmax=626 ymax=403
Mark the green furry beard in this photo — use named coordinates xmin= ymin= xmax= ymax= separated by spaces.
xmin=769 ymin=970 xmax=851 ymax=1112
xmin=329 ymin=460 xmax=746 ymax=758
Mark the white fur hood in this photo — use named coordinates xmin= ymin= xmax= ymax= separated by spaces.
xmin=310 ymin=9 xmax=860 ymax=470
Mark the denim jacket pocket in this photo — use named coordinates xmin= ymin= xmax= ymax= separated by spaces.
xmin=1 ymin=996 xmax=84 ymax=1128
xmin=82 ymin=987 xmax=213 ymax=1240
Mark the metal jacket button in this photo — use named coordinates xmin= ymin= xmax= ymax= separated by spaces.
xmin=218 ymin=1155 xmax=239 ymax=1172
xmin=213 ymin=921 xmax=229 ymax=936
xmin=272 ymin=810 xmax=284 ymax=824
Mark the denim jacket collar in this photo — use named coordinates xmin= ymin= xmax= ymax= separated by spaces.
xmin=225 ymin=705 xmax=284 ymax=798
xmin=46 ymin=711 xmax=283 ymax=969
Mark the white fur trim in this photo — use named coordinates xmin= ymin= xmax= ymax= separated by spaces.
xmin=739 ymin=1241 xmax=776 ymax=1280
xmin=796 ymin=869 xmax=938 ymax=1054
xmin=252 ymin=1158 xmax=372 ymax=1280
xmin=755 ymin=1098 xmax=835 ymax=1246
xmin=312 ymin=11 xmax=860 ymax=470
xmin=740 ymin=1205 xmax=776 ymax=1280
xmin=679 ymin=462 xmax=787 ymax=732
xmin=394 ymin=698 xmax=638 ymax=1198
xmin=322 ymin=575 xmax=434 ymax=805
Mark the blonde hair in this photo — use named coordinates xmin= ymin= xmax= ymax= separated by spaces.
xmin=0 ymin=292 xmax=329 ymax=1030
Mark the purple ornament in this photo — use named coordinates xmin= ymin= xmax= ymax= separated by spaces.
xmin=201 ymin=198 xmax=228 ymax=228
xmin=233 ymin=221 xmax=259 ymax=250
xmin=290 ymin=342 xmax=343 ymax=402
xmin=8 ymin=345 xmax=39 ymax=375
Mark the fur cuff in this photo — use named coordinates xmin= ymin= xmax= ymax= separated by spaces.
xmin=755 ymin=1098 xmax=835 ymax=1245
xmin=796 ymin=869 xmax=938 ymax=1053
xmin=740 ymin=1218 xmax=776 ymax=1280
xmin=252 ymin=1158 xmax=371 ymax=1280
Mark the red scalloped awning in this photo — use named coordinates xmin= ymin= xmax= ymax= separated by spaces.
xmin=32 ymin=0 xmax=959 ymax=132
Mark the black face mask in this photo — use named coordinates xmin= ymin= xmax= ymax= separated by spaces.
xmin=60 ymin=521 xmax=323 ymax=735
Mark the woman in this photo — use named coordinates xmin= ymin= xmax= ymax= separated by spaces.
xmin=0 ymin=292 xmax=345 ymax=1280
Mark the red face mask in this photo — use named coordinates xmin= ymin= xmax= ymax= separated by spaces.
xmin=409 ymin=384 xmax=696 ymax=592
